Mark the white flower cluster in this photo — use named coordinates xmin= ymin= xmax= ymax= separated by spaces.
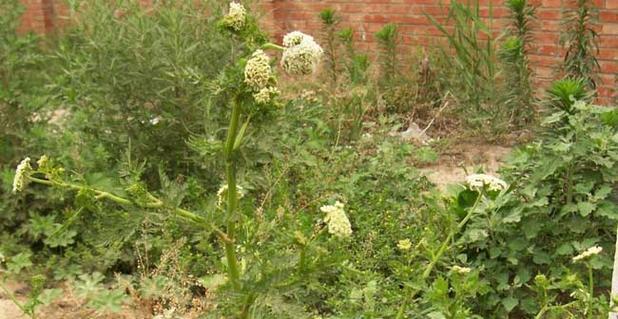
xmin=465 ymin=174 xmax=508 ymax=192
xmin=244 ymin=50 xmax=278 ymax=104
xmin=222 ymin=2 xmax=246 ymax=32
xmin=281 ymin=31 xmax=323 ymax=76
xmin=244 ymin=50 xmax=272 ymax=90
xmin=12 ymin=157 xmax=33 ymax=193
xmin=451 ymin=265 xmax=472 ymax=274
xmin=216 ymin=184 xmax=245 ymax=208
xmin=321 ymin=201 xmax=352 ymax=238
xmin=572 ymin=246 xmax=602 ymax=263
xmin=253 ymin=86 xmax=280 ymax=104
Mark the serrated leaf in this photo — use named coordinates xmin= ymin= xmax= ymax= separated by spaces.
xmin=577 ymin=201 xmax=596 ymax=217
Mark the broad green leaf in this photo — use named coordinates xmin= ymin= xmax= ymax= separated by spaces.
xmin=577 ymin=201 xmax=596 ymax=217
xmin=502 ymin=296 xmax=519 ymax=312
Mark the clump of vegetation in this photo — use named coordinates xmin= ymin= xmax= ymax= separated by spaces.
xmin=319 ymin=8 xmax=340 ymax=84
xmin=560 ymin=0 xmax=600 ymax=90
xmin=375 ymin=23 xmax=399 ymax=86
xmin=501 ymin=0 xmax=536 ymax=126
xmin=338 ymin=27 xmax=370 ymax=85
xmin=428 ymin=0 xmax=499 ymax=128
xmin=1 ymin=0 xmax=617 ymax=318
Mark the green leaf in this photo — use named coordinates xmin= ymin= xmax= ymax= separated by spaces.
xmin=502 ymin=296 xmax=519 ymax=312
xmin=7 ymin=252 xmax=33 ymax=274
xmin=39 ymin=288 xmax=63 ymax=306
xmin=532 ymin=251 xmax=551 ymax=265
xmin=556 ymin=243 xmax=574 ymax=255
xmin=577 ymin=201 xmax=596 ymax=217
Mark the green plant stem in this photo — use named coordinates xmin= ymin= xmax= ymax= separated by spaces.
xmin=223 ymin=95 xmax=243 ymax=291
xmin=396 ymin=194 xmax=482 ymax=319
xmin=588 ymin=263 xmax=594 ymax=319
xmin=239 ymin=293 xmax=257 ymax=319
xmin=299 ymin=247 xmax=307 ymax=272
xmin=422 ymin=196 xmax=481 ymax=279
xmin=26 ymin=176 xmax=230 ymax=242
xmin=261 ymin=42 xmax=285 ymax=51
xmin=534 ymin=301 xmax=577 ymax=319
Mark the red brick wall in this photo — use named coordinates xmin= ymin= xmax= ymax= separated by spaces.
xmin=18 ymin=0 xmax=56 ymax=33
xmin=264 ymin=0 xmax=617 ymax=104
xmin=18 ymin=0 xmax=618 ymax=103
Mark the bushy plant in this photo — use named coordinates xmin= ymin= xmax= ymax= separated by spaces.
xmin=428 ymin=0 xmax=499 ymax=123
xmin=460 ymin=90 xmax=618 ymax=316
xmin=338 ymin=27 xmax=370 ymax=85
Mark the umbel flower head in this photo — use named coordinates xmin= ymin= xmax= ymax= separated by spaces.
xmin=572 ymin=246 xmax=602 ymax=263
xmin=281 ymin=31 xmax=324 ymax=76
xmin=244 ymin=49 xmax=273 ymax=91
xmin=253 ymin=86 xmax=279 ymax=104
xmin=465 ymin=174 xmax=508 ymax=192
xmin=12 ymin=157 xmax=33 ymax=193
xmin=320 ymin=201 xmax=352 ymax=238
xmin=397 ymin=239 xmax=412 ymax=251
xmin=222 ymin=2 xmax=246 ymax=32
xmin=451 ymin=265 xmax=472 ymax=274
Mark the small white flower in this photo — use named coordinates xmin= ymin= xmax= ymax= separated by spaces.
xmin=451 ymin=265 xmax=472 ymax=274
xmin=216 ymin=184 xmax=245 ymax=208
xmin=281 ymin=33 xmax=323 ymax=76
xmin=465 ymin=174 xmax=508 ymax=192
xmin=572 ymin=246 xmax=602 ymax=263
xmin=321 ymin=201 xmax=352 ymax=238
xmin=244 ymin=49 xmax=273 ymax=91
xmin=253 ymin=86 xmax=279 ymax=104
xmin=12 ymin=158 xmax=33 ymax=193
xmin=149 ymin=116 xmax=161 ymax=125
xmin=222 ymin=2 xmax=246 ymax=32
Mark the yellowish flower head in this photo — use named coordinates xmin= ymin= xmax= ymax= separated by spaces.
xmin=12 ymin=157 xmax=33 ymax=193
xmin=253 ymin=86 xmax=279 ymax=104
xmin=465 ymin=173 xmax=508 ymax=192
xmin=451 ymin=265 xmax=472 ymax=274
xmin=397 ymin=239 xmax=412 ymax=251
xmin=321 ymin=201 xmax=352 ymax=238
xmin=244 ymin=49 xmax=272 ymax=91
xmin=222 ymin=2 xmax=246 ymax=32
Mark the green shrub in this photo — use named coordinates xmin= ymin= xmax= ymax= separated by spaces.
xmin=461 ymin=95 xmax=617 ymax=316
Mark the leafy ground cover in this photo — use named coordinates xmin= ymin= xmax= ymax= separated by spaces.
xmin=1 ymin=0 xmax=617 ymax=318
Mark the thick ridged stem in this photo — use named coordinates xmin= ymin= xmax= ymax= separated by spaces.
xmin=223 ymin=95 xmax=242 ymax=291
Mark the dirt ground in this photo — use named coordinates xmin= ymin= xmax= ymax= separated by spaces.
xmin=420 ymin=141 xmax=512 ymax=190
xmin=0 ymin=281 xmax=145 ymax=319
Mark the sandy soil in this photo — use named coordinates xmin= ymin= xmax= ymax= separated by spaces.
xmin=420 ymin=143 xmax=512 ymax=189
